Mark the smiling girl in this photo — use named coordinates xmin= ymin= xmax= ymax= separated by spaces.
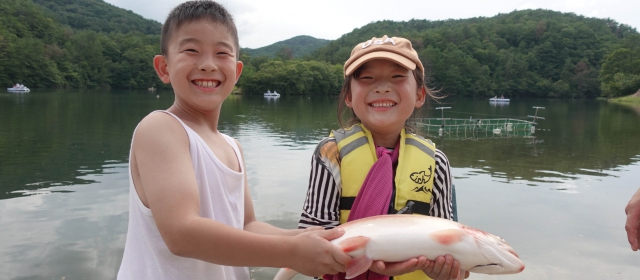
xmin=297 ymin=36 xmax=469 ymax=280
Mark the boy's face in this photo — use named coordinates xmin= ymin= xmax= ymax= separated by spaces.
xmin=153 ymin=20 xmax=242 ymax=112
xmin=346 ymin=59 xmax=425 ymax=135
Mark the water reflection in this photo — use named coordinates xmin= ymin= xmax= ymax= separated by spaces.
xmin=0 ymin=90 xmax=173 ymax=199
xmin=1 ymin=92 xmax=640 ymax=279
xmin=0 ymin=163 xmax=129 ymax=279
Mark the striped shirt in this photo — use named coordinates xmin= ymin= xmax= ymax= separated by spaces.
xmin=298 ymin=137 xmax=454 ymax=229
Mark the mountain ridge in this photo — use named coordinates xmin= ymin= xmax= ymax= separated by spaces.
xmin=1 ymin=0 xmax=638 ymax=97
xmin=241 ymin=35 xmax=330 ymax=58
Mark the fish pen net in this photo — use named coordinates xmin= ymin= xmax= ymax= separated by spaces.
xmin=415 ymin=118 xmax=536 ymax=140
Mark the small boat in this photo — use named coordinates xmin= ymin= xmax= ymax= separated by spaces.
xmin=7 ymin=84 xmax=30 ymax=93
xmin=264 ymin=90 xmax=280 ymax=97
xmin=489 ymin=97 xmax=509 ymax=102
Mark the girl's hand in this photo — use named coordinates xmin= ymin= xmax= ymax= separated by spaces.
xmin=422 ymin=255 xmax=470 ymax=280
xmin=370 ymin=256 xmax=429 ymax=276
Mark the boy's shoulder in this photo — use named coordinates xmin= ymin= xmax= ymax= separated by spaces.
xmin=132 ymin=111 xmax=188 ymax=148
xmin=137 ymin=111 xmax=181 ymax=132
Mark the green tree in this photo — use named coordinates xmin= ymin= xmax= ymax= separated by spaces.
xmin=599 ymin=35 xmax=640 ymax=97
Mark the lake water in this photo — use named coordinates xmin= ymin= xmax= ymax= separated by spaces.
xmin=1 ymin=89 xmax=639 ymax=280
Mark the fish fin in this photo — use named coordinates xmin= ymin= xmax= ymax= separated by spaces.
xmin=345 ymin=254 xmax=373 ymax=279
xmin=429 ymin=229 xmax=466 ymax=245
xmin=456 ymin=269 xmax=467 ymax=280
xmin=337 ymin=236 xmax=372 ymax=278
xmin=336 ymin=236 xmax=371 ymax=255
xmin=273 ymin=267 xmax=298 ymax=280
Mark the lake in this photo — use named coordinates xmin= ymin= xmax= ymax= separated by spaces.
xmin=1 ymin=89 xmax=639 ymax=280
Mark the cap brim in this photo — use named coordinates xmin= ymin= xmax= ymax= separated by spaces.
xmin=344 ymin=51 xmax=416 ymax=76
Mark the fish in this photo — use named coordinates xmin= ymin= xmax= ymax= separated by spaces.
xmin=274 ymin=215 xmax=524 ymax=280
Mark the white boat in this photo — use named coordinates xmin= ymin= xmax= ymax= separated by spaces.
xmin=489 ymin=97 xmax=509 ymax=102
xmin=264 ymin=90 xmax=280 ymax=97
xmin=7 ymin=84 xmax=30 ymax=93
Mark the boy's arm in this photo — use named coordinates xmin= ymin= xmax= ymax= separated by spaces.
xmin=235 ymin=138 xmax=304 ymax=236
xmin=244 ymin=208 xmax=304 ymax=236
xmin=133 ymin=114 xmax=349 ymax=276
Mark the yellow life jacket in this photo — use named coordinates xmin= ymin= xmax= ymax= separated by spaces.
xmin=330 ymin=124 xmax=437 ymax=280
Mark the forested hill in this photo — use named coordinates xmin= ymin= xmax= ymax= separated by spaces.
xmin=32 ymin=0 xmax=161 ymax=35
xmin=0 ymin=0 xmax=162 ymax=89
xmin=300 ymin=9 xmax=640 ymax=98
xmin=2 ymin=1 xmax=639 ymax=98
xmin=241 ymin=35 xmax=330 ymax=59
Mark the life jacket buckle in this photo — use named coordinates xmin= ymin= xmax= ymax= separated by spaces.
xmin=396 ymin=201 xmax=415 ymax=215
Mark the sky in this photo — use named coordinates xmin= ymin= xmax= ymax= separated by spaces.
xmin=102 ymin=0 xmax=640 ymax=49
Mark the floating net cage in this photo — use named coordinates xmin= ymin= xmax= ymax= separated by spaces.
xmin=416 ymin=118 xmax=537 ymax=139
xmin=414 ymin=106 xmax=546 ymax=140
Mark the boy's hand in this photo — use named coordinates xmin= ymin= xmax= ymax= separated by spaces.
xmin=289 ymin=228 xmax=351 ymax=277
xmin=302 ymin=226 xmax=325 ymax=232
xmin=422 ymin=255 xmax=470 ymax=280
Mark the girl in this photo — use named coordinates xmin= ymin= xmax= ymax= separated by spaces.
xmin=297 ymin=36 xmax=469 ymax=280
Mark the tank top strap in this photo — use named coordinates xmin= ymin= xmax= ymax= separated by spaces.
xmin=152 ymin=110 xmax=202 ymax=143
xmin=220 ymin=134 xmax=244 ymax=169
xmin=154 ymin=110 xmax=190 ymax=129
xmin=153 ymin=110 xmax=244 ymax=171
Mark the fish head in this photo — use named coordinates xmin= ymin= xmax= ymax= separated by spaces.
xmin=462 ymin=225 xmax=525 ymax=274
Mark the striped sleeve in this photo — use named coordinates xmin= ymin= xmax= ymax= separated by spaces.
xmin=430 ymin=149 xmax=453 ymax=220
xmin=298 ymin=141 xmax=341 ymax=229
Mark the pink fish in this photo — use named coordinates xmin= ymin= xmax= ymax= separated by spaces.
xmin=274 ymin=215 xmax=524 ymax=280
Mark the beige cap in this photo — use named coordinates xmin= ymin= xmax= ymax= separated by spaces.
xmin=343 ymin=35 xmax=424 ymax=76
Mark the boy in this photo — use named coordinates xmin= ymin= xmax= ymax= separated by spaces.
xmin=117 ymin=1 xmax=350 ymax=279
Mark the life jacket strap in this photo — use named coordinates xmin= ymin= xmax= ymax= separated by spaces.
xmin=339 ymin=196 xmax=430 ymax=216
xmin=390 ymin=200 xmax=430 ymax=216
xmin=339 ymin=197 xmax=355 ymax=210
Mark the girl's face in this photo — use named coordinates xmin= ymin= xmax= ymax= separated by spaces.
xmin=346 ymin=59 xmax=426 ymax=138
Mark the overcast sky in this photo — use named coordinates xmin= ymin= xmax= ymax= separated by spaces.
xmin=102 ymin=0 xmax=640 ymax=49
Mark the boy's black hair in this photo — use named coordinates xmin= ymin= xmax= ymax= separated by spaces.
xmin=161 ymin=0 xmax=239 ymax=58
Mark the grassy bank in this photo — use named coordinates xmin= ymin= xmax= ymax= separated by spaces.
xmin=609 ymin=92 xmax=640 ymax=105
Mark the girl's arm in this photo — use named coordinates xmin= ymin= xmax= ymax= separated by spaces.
xmin=298 ymin=139 xmax=341 ymax=229
xmin=430 ymin=149 xmax=454 ymax=220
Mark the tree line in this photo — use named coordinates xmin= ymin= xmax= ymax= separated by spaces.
xmin=299 ymin=9 xmax=640 ymax=98
xmin=1 ymin=0 xmax=639 ymax=98
xmin=0 ymin=0 xmax=163 ymax=90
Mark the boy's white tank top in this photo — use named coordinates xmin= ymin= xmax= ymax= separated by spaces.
xmin=118 ymin=111 xmax=249 ymax=280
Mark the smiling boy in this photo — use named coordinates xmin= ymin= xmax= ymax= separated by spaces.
xmin=117 ymin=1 xmax=350 ymax=279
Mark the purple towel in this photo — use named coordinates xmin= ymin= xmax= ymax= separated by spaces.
xmin=325 ymin=144 xmax=399 ymax=280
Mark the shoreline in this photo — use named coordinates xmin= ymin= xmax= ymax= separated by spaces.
xmin=608 ymin=91 xmax=640 ymax=105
